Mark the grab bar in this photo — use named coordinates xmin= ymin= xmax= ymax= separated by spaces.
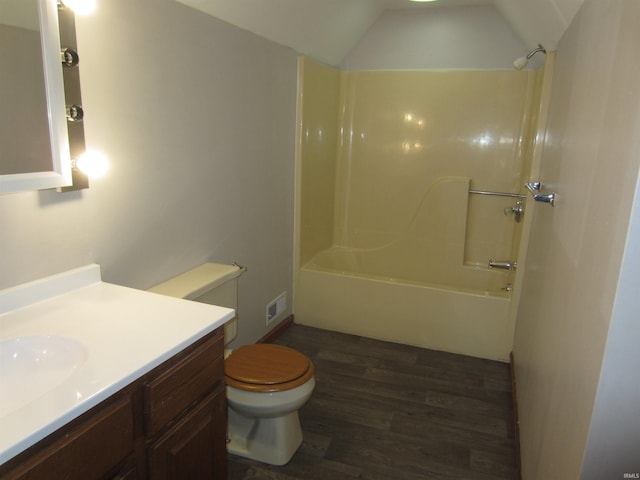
xmin=525 ymin=182 xmax=556 ymax=206
xmin=469 ymin=189 xmax=526 ymax=199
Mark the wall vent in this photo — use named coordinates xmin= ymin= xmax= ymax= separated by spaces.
xmin=266 ymin=292 xmax=287 ymax=326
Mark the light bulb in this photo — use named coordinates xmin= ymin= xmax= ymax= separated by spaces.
xmin=60 ymin=0 xmax=96 ymax=15
xmin=75 ymin=150 xmax=109 ymax=178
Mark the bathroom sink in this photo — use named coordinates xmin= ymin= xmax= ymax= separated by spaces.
xmin=0 ymin=335 xmax=88 ymax=417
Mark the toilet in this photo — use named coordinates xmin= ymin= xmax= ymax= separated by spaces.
xmin=148 ymin=263 xmax=315 ymax=466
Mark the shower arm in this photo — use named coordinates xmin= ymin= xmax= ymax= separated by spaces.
xmin=513 ymin=43 xmax=547 ymax=70
xmin=526 ymin=44 xmax=546 ymax=60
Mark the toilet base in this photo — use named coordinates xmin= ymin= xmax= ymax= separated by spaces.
xmin=227 ymin=407 xmax=303 ymax=466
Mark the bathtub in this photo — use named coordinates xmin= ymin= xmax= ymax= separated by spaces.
xmin=295 ymin=177 xmax=516 ymax=361
xmin=294 ymin=63 xmax=532 ymax=362
xmin=295 ymin=246 xmax=514 ymax=361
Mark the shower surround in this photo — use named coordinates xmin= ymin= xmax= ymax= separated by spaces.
xmin=295 ymin=57 xmax=542 ymax=360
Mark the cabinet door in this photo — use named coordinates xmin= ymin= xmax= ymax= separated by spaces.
xmin=148 ymin=386 xmax=227 ymax=480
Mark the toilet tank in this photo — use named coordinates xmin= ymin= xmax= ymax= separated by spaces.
xmin=148 ymin=263 xmax=244 ymax=345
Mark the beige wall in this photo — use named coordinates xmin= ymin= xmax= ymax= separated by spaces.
xmin=298 ymin=65 xmax=541 ymax=268
xmin=0 ymin=0 xmax=298 ymax=348
xmin=297 ymin=57 xmax=340 ymax=266
xmin=582 ymin=174 xmax=640 ymax=476
xmin=513 ymin=0 xmax=640 ymax=477
xmin=334 ymin=70 xmax=537 ymax=269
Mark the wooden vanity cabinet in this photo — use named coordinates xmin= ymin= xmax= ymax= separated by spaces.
xmin=144 ymin=329 xmax=227 ymax=480
xmin=148 ymin=387 xmax=226 ymax=480
xmin=0 ymin=327 xmax=227 ymax=480
xmin=0 ymin=396 xmax=137 ymax=480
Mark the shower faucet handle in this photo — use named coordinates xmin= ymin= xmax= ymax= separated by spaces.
xmin=488 ymin=259 xmax=517 ymax=271
xmin=504 ymin=199 xmax=524 ymax=222
xmin=525 ymin=181 xmax=556 ymax=206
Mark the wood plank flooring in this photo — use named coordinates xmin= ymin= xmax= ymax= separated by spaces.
xmin=228 ymin=325 xmax=518 ymax=479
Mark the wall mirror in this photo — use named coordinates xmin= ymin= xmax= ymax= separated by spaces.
xmin=0 ymin=0 xmax=73 ymax=194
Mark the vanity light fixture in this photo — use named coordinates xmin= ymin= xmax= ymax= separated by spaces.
xmin=56 ymin=0 xmax=90 ymax=192
xmin=57 ymin=0 xmax=96 ymax=15
xmin=56 ymin=0 xmax=109 ymax=190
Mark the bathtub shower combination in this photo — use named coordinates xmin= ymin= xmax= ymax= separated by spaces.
xmin=295 ymin=58 xmax=544 ymax=361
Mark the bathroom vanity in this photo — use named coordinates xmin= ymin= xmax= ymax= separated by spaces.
xmin=0 ymin=265 xmax=234 ymax=479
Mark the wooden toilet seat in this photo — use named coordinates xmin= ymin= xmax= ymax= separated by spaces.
xmin=225 ymin=344 xmax=315 ymax=392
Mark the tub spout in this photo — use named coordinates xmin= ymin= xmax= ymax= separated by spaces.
xmin=488 ymin=259 xmax=517 ymax=270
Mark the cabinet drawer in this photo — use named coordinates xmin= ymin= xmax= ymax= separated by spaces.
xmin=3 ymin=396 xmax=134 ymax=480
xmin=143 ymin=330 xmax=224 ymax=436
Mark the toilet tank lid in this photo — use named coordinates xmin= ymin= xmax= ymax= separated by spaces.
xmin=148 ymin=262 xmax=243 ymax=300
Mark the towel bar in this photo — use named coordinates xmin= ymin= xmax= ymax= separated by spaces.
xmin=469 ymin=189 xmax=526 ymax=199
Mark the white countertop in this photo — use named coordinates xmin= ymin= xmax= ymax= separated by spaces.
xmin=0 ymin=265 xmax=234 ymax=465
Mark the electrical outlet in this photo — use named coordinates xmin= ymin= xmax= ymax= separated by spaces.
xmin=266 ymin=292 xmax=287 ymax=326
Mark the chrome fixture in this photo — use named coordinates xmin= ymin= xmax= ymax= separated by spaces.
xmin=233 ymin=262 xmax=248 ymax=273
xmin=66 ymin=104 xmax=84 ymax=122
xmin=57 ymin=1 xmax=89 ymax=191
xmin=469 ymin=189 xmax=526 ymax=199
xmin=489 ymin=259 xmax=517 ymax=271
xmin=504 ymin=199 xmax=524 ymax=223
xmin=513 ymin=44 xmax=546 ymax=70
xmin=58 ymin=3 xmax=108 ymax=189
xmin=468 ymin=189 xmax=526 ymax=221
xmin=525 ymin=182 xmax=556 ymax=206
xmin=502 ymin=283 xmax=513 ymax=293
xmin=60 ymin=47 xmax=79 ymax=67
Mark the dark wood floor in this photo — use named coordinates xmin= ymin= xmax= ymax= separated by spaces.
xmin=228 ymin=324 xmax=518 ymax=479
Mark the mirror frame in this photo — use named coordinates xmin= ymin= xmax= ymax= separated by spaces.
xmin=0 ymin=0 xmax=72 ymax=194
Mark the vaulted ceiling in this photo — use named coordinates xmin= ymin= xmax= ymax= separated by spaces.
xmin=176 ymin=0 xmax=584 ymax=66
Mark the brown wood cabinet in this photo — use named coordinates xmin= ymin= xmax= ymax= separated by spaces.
xmin=148 ymin=388 xmax=226 ymax=480
xmin=0 ymin=327 xmax=227 ymax=480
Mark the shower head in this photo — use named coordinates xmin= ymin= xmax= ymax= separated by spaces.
xmin=513 ymin=56 xmax=530 ymax=70
xmin=513 ymin=44 xmax=547 ymax=70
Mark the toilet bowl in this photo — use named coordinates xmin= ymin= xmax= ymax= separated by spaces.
xmin=225 ymin=343 xmax=315 ymax=465
xmin=148 ymin=263 xmax=315 ymax=466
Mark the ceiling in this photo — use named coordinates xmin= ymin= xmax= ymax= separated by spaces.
xmin=176 ymin=0 xmax=584 ymax=66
